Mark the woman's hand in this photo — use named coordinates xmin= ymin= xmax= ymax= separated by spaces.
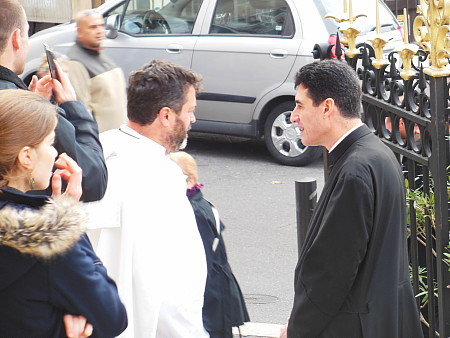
xmin=51 ymin=153 xmax=83 ymax=201
xmin=64 ymin=314 xmax=93 ymax=338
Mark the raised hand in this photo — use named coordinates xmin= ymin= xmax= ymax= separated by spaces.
xmin=51 ymin=153 xmax=82 ymax=201
xmin=51 ymin=60 xmax=77 ymax=104
xmin=28 ymin=74 xmax=53 ymax=101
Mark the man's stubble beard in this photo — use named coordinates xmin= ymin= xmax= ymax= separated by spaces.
xmin=167 ymin=116 xmax=189 ymax=153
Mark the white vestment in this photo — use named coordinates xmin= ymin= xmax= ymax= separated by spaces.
xmin=87 ymin=125 xmax=208 ymax=337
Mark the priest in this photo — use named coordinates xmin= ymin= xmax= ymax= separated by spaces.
xmin=281 ymin=60 xmax=423 ymax=338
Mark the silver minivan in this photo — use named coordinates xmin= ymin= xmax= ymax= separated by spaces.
xmin=23 ymin=0 xmax=402 ymax=166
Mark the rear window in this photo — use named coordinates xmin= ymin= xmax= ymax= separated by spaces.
xmin=210 ymin=0 xmax=294 ymax=36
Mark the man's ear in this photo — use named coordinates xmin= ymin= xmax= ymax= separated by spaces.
xmin=157 ymin=107 xmax=173 ymax=127
xmin=11 ymin=29 xmax=22 ymax=51
xmin=323 ymin=98 xmax=335 ymax=119
xmin=76 ymin=26 xmax=84 ymax=39
xmin=17 ymin=146 xmax=35 ymax=171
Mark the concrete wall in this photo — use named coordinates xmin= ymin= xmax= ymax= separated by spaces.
xmin=22 ymin=0 xmax=93 ymax=23
xmin=23 ymin=0 xmax=106 ymax=35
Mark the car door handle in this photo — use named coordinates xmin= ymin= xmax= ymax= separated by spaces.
xmin=166 ymin=44 xmax=183 ymax=54
xmin=270 ymin=49 xmax=288 ymax=59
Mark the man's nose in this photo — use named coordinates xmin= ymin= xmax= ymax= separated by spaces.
xmin=190 ymin=113 xmax=196 ymax=124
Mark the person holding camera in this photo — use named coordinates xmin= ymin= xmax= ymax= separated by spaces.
xmin=0 ymin=0 xmax=107 ymax=202
xmin=0 ymin=89 xmax=127 ymax=337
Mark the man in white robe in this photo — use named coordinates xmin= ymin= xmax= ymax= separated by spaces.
xmin=87 ymin=60 xmax=208 ymax=337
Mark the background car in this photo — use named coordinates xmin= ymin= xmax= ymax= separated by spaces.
xmin=23 ymin=0 xmax=402 ymax=166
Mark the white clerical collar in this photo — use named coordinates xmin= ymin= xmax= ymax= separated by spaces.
xmin=329 ymin=122 xmax=364 ymax=153
xmin=118 ymin=124 xmax=142 ymax=139
xmin=118 ymin=124 xmax=166 ymax=152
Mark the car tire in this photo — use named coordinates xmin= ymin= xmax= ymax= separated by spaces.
xmin=263 ymin=101 xmax=322 ymax=166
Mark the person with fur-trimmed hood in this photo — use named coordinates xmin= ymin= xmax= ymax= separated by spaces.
xmin=0 ymin=90 xmax=127 ymax=337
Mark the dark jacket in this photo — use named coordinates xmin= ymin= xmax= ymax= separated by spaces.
xmin=287 ymin=125 xmax=423 ymax=338
xmin=0 ymin=188 xmax=127 ymax=337
xmin=0 ymin=65 xmax=107 ymax=202
xmin=188 ymin=188 xmax=249 ymax=333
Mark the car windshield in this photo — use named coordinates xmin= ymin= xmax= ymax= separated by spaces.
xmin=313 ymin=0 xmax=398 ymax=35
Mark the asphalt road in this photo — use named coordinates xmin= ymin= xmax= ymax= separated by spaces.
xmin=185 ymin=132 xmax=325 ymax=325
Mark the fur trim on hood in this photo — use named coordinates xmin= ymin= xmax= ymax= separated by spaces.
xmin=0 ymin=196 xmax=86 ymax=259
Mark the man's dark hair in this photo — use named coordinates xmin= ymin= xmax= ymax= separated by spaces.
xmin=294 ymin=59 xmax=362 ymax=118
xmin=127 ymin=60 xmax=202 ymax=125
xmin=0 ymin=0 xmax=26 ymax=54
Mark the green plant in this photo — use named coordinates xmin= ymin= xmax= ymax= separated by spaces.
xmin=444 ymin=242 xmax=450 ymax=271
xmin=409 ymin=265 xmax=438 ymax=307
xmin=405 ymin=165 xmax=449 ymax=334
xmin=405 ymin=179 xmax=435 ymax=251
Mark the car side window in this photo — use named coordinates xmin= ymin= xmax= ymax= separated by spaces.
xmin=120 ymin=0 xmax=203 ymax=35
xmin=210 ymin=0 xmax=294 ymax=36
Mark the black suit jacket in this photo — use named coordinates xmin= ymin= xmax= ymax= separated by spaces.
xmin=288 ymin=125 xmax=423 ymax=338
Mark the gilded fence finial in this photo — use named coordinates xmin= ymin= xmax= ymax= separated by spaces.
xmin=324 ymin=0 xmax=366 ymax=58
xmin=396 ymin=8 xmax=419 ymax=80
xmin=413 ymin=0 xmax=450 ymax=77
xmin=370 ymin=0 xmax=389 ymax=69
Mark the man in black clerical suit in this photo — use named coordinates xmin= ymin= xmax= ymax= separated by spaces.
xmin=281 ymin=60 xmax=423 ymax=338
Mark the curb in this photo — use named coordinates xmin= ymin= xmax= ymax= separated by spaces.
xmin=232 ymin=322 xmax=283 ymax=337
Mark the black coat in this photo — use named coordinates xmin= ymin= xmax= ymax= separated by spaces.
xmin=0 ymin=188 xmax=127 ymax=337
xmin=0 ymin=65 xmax=107 ymax=202
xmin=287 ymin=125 xmax=423 ymax=338
xmin=188 ymin=189 xmax=249 ymax=332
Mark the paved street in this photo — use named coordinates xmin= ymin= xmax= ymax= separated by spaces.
xmin=185 ymin=132 xmax=325 ymax=328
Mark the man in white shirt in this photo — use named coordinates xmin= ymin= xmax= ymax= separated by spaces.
xmin=88 ymin=60 xmax=208 ymax=337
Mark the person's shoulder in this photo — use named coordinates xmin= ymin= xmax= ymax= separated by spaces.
xmin=338 ymin=135 xmax=400 ymax=182
xmin=0 ymin=79 xmax=19 ymax=90
xmin=99 ymin=128 xmax=127 ymax=158
xmin=99 ymin=52 xmax=118 ymax=67
xmin=67 ymin=59 xmax=86 ymax=67
xmin=100 ymin=128 xmax=122 ymax=139
xmin=357 ymin=134 xmax=398 ymax=166
xmin=341 ymin=144 xmax=382 ymax=170
xmin=100 ymin=127 xmax=133 ymax=147
xmin=67 ymin=42 xmax=84 ymax=58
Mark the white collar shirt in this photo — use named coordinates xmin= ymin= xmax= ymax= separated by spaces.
xmin=329 ymin=123 xmax=364 ymax=153
xmin=87 ymin=124 xmax=208 ymax=337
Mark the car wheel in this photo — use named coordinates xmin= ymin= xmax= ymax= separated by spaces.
xmin=263 ymin=101 xmax=322 ymax=166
